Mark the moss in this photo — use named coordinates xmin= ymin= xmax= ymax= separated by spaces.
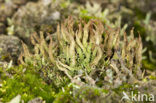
xmin=149 ymin=75 xmax=156 ymax=80
xmin=54 ymin=85 xmax=75 ymax=103
xmin=134 ymin=7 xmax=146 ymax=20
xmin=0 ymin=65 xmax=55 ymax=102
xmin=113 ymin=83 xmax=136 ymax=93
xmin=142 ymin=60 xmax=156 ymax=71
xmin=54 ymin=84 xmax=108 ymax=103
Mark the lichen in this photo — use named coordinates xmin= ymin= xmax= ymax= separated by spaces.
xmin=19 ymin=17 xmax=143 ymax=89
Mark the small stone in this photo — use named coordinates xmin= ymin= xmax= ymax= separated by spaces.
xmin=11 ymin=1 xmax=61 ymax=44
xmin=0 ymin=35 xmax=21 ymax=63
xmin=28 ymin=98 xmax=43 ymax=103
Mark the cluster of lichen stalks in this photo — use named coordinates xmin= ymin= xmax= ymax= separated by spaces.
xmin=19 ymin=17 xmax=143 ymax=88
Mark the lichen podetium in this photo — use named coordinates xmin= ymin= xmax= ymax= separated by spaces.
xmin=19 ymin=17 xmax=143 ymax=88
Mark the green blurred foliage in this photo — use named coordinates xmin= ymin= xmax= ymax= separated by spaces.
xmin=0 ymin=65 xmax=55 ymax=102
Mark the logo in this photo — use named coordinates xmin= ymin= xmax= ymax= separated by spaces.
xmin=121 ymin=91 xmax=130 ymax=101
xmin=121 ymin=91 xmax=155 ymax=102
